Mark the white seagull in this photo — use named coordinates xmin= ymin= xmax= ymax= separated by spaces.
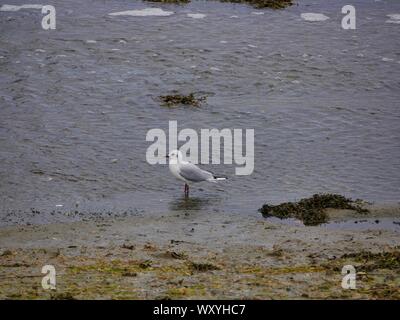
xmin=167 ymin=149 xmax=227 ymax=197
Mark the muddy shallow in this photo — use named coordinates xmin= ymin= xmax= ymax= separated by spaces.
xmin=0 ymin=207 xmax=399 ymax=299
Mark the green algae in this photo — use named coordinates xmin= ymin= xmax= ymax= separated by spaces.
xmin=68 ymin=259 xmax=151 ymax=275
xmin=259 ymin=193 xmax=369 ymax=226
xmin=364 ymin=285 xmax=400 ymax=299
xmin=339 ymin=251 xmax=400 ymax=272
xmin=67 ymin=258 xmax=192 ymax=277
xmin=1 ymin=250 xmax=398 ymax=299
xmin=319 ymin=250 xmax=400 ymax=298
xmin=240 ymin=264 xmax=326 ymax=275
xmin=1 ymin=243 xmax=399 ymax=300
xmin=165 ymin=284 xmax=207 ymax=298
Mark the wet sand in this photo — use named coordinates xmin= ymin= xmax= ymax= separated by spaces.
xmin=0 ymin=206 xmax=399 ymax=299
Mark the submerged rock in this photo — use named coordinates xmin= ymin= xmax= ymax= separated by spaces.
xmin=259 ymin=194 xmax=369 ymax=226
xmin=159 ymin=93 xmax=206 ymax=107
xmin=144 ymin=0 xmax=190 ymax=3
xmin=144 ymin=0 xmax=293 ymax=9
xmin=219 ymin=0 xmax=293 ymax=9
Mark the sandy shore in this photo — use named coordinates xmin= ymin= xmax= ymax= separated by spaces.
xmin=0 ymin=206 xmax=399 ymax=299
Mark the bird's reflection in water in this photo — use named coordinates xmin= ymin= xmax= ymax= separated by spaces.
xmin=169 ymin=196 xmax=219 ymax=212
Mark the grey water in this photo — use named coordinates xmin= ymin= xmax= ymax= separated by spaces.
xmin=0 ymin=0 xmax=399 ymax=226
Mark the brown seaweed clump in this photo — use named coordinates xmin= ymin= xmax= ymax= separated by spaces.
xmin=189 ymin=261 xmax=221 ymax=272
xmin=219 ymin=0 xmax=293 ymax=9
xmin=259 ymin=194 xmax=369 ymax=226
xmin=144 ymin=0 xmax=293 ymax=9
xmin=159 ymin=93 xmax=206 ymax=107
xmin=143 ymin=0 xmax=190 ymax=4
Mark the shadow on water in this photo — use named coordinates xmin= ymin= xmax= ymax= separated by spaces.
xmin=169 ymin=196 xmax=219 ymax=212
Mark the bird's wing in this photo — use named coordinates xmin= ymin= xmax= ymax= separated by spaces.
xmin=178 ymin=162 xmax=213 ymax=182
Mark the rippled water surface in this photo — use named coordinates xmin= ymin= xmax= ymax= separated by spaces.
xmin=0 ymin=0 xmax=399 ymax=225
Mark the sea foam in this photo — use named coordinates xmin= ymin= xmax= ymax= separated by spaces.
xmin=187 ymin=13 xmax=206 ymax=19
xmin=0 ymin=4 xmax=43 ymax=11
xmin=301 ymin=13 xmax=330 ymax=22
xmin=109 ymin=8 xmax=174 ymax=17
xmin=386 ymin=14 xmax=400 ymax=24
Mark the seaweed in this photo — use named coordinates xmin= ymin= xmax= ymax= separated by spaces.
xmin=2 ymin=245 xmax=399 ymax=299
xmin=189 ymin=262 xmax=220 ymax=272
xmin=0 ymin=250 xmax=13 ymax=257
xmin=138 ymin=260 xmax=153 ymax=269
xmin=165 ymin=284 xmax=207 ymax=298
xmin=50 ymin=292 xmax=76 ymax=300
xmin=367 ymin=285 xmax=400 ymax=300
xmin=143 ymin=0 xmax=293 ymax=9
xmin=121 ymin=271 xmax=137 ymax=277
xmin=340 ymin=251 xmax=400 ymax=272
xmin=143 ymin=0 xmax=190 ymax=4
xmin=159 ymin=93 xmax=206 ymax=107
xmin=267 ymin=247 xmax=284 ymax=258
xmin=121 ymin=243 xmax=135 ymax=250
xmin=259 ymin=194 xmax=369 ymax=226
xmin=166 ymin=251 xmax=187 ymax=259
xmin=219 ymin=0 xmax=293 ymax=9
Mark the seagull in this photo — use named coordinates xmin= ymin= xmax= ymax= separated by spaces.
xmin=167 ymin=149 xmax=227 ymax=197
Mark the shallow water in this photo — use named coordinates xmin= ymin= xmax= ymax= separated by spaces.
xmin=0 ymin=0 xmax=399 ymax=225
xmin=266 ymin=216 xmax=400 ymax=232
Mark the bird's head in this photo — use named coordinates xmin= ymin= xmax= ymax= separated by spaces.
xmin=166 ymin=149 xmax=183 ymax=163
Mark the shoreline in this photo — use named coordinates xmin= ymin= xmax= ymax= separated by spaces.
xmin=1 ymin=200 xmax=399 ymax=227
xmin=0 ymin=207 xmax=399 ymax=299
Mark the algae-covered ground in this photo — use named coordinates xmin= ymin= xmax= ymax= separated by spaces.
xmin=0 ymin=207 xmax=399 ymax=299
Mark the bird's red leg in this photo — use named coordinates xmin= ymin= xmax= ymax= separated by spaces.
xmin=184 ymin=183 xmax=189 ymax=198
